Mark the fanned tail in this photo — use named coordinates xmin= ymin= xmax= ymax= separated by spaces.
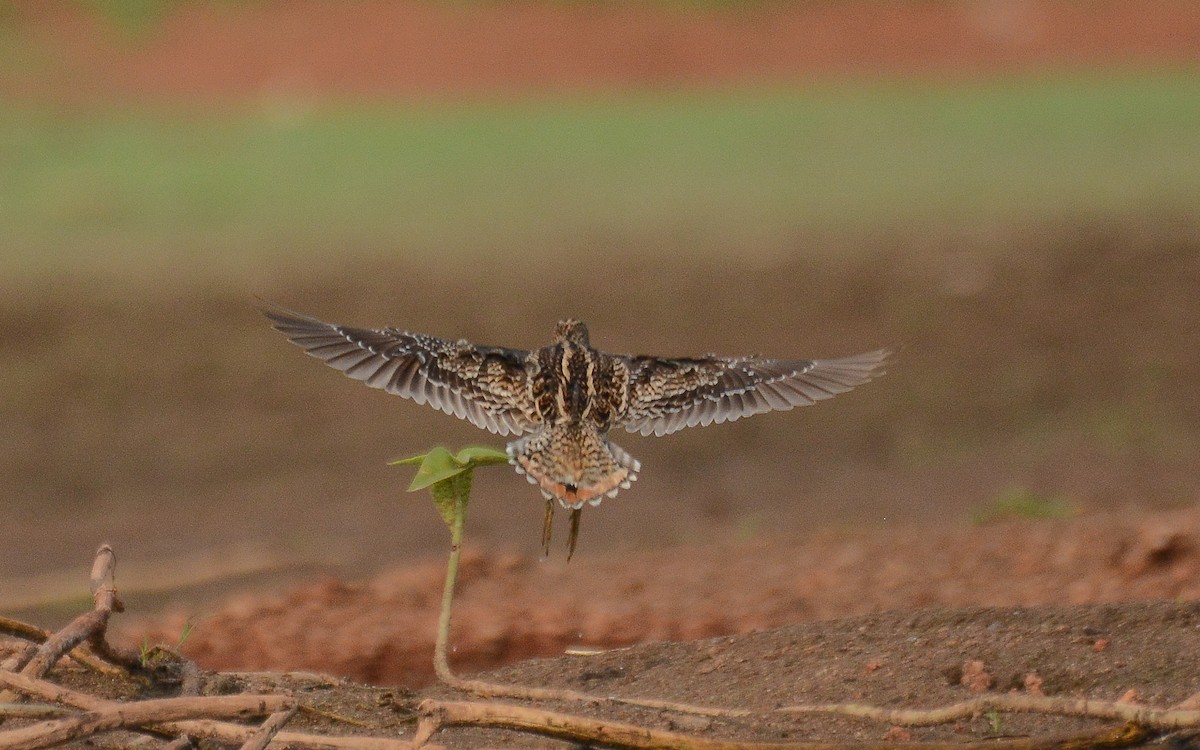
xmin=507 ymin=426 xmax=640 ymax=510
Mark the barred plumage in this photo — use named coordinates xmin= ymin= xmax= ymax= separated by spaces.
xmin=264 ymin=306 xmax=890 ymax=558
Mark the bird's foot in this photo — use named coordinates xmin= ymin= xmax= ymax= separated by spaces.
xmin=567 ymin=507 xmax=582 ymax=561
xmin=541 ymin=498 xmax=554 ymax=557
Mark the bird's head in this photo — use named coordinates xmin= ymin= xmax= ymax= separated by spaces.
xmin=554 ymin=319 xmax=590 ymax=347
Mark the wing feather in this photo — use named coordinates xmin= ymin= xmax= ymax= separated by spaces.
xmin=264 ymin=306 xmax=539 ymax=436
xmin=621 ymin=349 xmax=889 ymax=437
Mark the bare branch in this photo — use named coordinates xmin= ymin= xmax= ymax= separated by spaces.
xmin=0 ymin=617 xmax=126 ymax=676
xmin=0 ymin=670 xmax=110 ymax=712
xmin=0 ymin=704 xmax=74 ymax=720
xmin=19 ymin=612 xmax=108 ymax=679
xmin=0 ymin=694 xmax=290 ymax=750
xmin=18 ymin=545 xmax=125 ymax=680
xmin=415 ymin=699 xmax=1149 ymax=750
xmin=0 ymin=621 xmax=48 ymax=644
xmin=89 ymin=544 xmax=118 ymax=608
xmin=0 ymin=645 xmax=35 ymax=675
xmin=0 ymin=669 xmax=419 ymax=749
xmin=238 ymin=705 xmax=299 ymax=750
xmin=777 ymin=694 xmax=1200 ymax=731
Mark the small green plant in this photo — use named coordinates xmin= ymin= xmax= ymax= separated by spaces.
xmin=391 ymin=445 xmax=509 ymax=684
xmin=138 ymin=615 xmax=197 ymax=668
xmin=985 ymin=710 xmax=1003 ymax=734
xmin=970 ymin=486 xmax=1077 ymax=525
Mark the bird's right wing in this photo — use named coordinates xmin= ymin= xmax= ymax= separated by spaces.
xmin=264 ymin=307 xmax=540 ymax=436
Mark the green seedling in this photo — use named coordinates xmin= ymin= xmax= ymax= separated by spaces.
xmin=139 ymin=614 xmax=197 ymax=668
xmin=391 ymin=445 xmax=509 ymax=684
xmin=985 ymin=710 xmax=1003 ymax=734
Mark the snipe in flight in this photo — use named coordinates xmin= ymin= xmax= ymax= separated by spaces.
xmin=265 ymin=307 xmax=889 ymax=558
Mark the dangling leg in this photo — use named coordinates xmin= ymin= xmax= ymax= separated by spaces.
xmin=567 ymin=507 xmax=582 ymax=561
xmin=541 ymin=498 xmax=555 ymax=557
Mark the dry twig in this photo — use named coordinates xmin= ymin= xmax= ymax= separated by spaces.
xmin=0 ymin=544 xmax=423 ymax=750
xmin=16 ymin=545 xmax=125 ymax=680
xmin=413 ymin=699 xmax=1149 ymax=750
xmin=778 ymin=694 xmax=1200 ymax=730
xmin=238 ymin=705 xmax=299 ymax=750
xmin=0 ymin=618 xmax=121 ymax=677
xmin=0 ymin=669 xmax=419 ymax=749
xmin=0 ymin=705 xmax=72 ymax=721
xmin=0 ymin=693 xmax=289 ymax=750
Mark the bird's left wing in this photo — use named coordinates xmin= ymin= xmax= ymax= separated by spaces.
xmin=619 ymin=349 xmax=889 ymax=437
xmin=264 ymin=307 xmax=539 ymax=436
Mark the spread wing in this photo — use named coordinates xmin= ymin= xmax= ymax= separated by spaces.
xmin=620 ymin=349 xmax=890 ymax=437
xmin=264 ymin=307 xmax=539 ymax=436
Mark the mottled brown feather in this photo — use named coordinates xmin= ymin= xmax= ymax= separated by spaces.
xmin=619 ymin=350 xmax=890 ymax=437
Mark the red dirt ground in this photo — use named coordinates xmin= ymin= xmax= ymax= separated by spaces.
xmin=3 ymin=0 xmax=1199 ymax=104
xmin=137 ymin=506 xmax=1200 ymax=688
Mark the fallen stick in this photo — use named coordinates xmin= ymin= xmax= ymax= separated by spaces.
xmin=18 ymin=546 xmax=122 ymax=680
xmin=609 ymin=691 xmax=1200 ymax=730
xmin=0 ymin=670 xmax=420 ymax=750
xmin=0 ymin=647 xmax=35 ymax=676
xmin=0 ymin=618 xmax=122 ymax=677
xmin=0 ymin=672 xmax=108 ymax=713
xmin=605 ymin=693 xmax=749 ymax=718
xmin=777 ymin=694 xmax=1200 ymax=731
xmin=0 ymin=694 xmax=290 ymax=750
xmin=238 ymin=705 xmax=299 ymax=750
xmin=0 ymin=623 xmax=48 ymax=645
xmin=0 ymin=706 xmax=72 ymax=721
xmin=414 ymin=699 xmax=1148 ymax=750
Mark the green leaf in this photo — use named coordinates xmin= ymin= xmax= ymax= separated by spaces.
xmin=391 ymin=444 xmax=509 ymax=530
xmin=430 ymin=477 xmax=463 ymax=528
xmin=389 ymin=453 xmax=429 ymax=466
xmin=454 ymin=446 xmax=510 ymax=466
xmin=400 ymin=447 xmax=467 ymax=492
xmin=390 ymin=445 xmax=509 ymax=492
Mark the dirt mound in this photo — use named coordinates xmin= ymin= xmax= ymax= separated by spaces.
xmin=134 ymin=506 xmax=1199 ymax=688
xmin=448 ymin=600 xmax=1200 ymax=745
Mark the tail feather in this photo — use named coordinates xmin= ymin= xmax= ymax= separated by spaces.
xmin=508 ymin=426 xmax=640 ymax=509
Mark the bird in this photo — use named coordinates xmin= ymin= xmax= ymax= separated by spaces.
xmin=264 ymin=306 xmax=889 ymax=559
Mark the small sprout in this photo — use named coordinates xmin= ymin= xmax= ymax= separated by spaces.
xmin=139 ymin=616 xmax=198 ymax=667
xmin=391 ymin=445 xmax=510 ymax=684
xmin=984 ymin=710 xmax=1003 ymax=734
xmin=392 ymin=446 xmax=508 ymax=529
xmin=177 ymin=615 xmax=196 ymax=648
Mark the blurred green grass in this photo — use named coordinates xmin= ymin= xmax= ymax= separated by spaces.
xmin=3 ymin=70 xmax=1198 ymax=279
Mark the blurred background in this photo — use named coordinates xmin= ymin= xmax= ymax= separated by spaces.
xmin=1 ymin=0 xmax=1198 ymax=626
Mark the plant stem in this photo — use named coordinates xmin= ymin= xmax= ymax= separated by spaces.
xmin=433 ymin=493 xmax=466 ymax=685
